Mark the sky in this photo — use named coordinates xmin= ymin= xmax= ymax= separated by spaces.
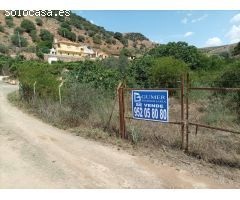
xmin=73 ymin=10 xmax=240 ymax=48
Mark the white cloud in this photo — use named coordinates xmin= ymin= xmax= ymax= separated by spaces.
xmin=230 ymin=13 xmax=240 ymax=24
xmin=90 ymin=20 xmax=95 ymax=24
xmin=181 ymin=17 xmax=188 ymax=24
xmin=191 ymin=14 xmax=208 ymax=23
xmin=205 ymin=37 xmax=222 ymax=47
xmin=184 ymin=32 xmax=194 ymax=37
xmin=226 ymin=25 xmax=240 ymax=43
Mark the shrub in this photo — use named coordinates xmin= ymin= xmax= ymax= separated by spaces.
xmin=58 ymin=27 xmax=76 ymax=42
xmin=0 ymin=44 xmax=9 ymax=54
xmin=232 ymin=42 xmax=240 ymax=56
xmin=20 ymin=19 xmax=36 ymax=33
xmin=5 ymin=16 xmax=14 ymax=27
xmin=87 ymin=30 xmax=95 ymax=37
xmin=60 ymin=22 xmax=71 ymax=31
xmin=148 ymin=42 xmax=202 ymax=69
xmin=129 ymin=55 xmax=155 ymax=87
xmin=0 ymin=25 xmax=4 ymax=33
xmin=150 ymin=57 xmax=188 ymax=88
xmin=29 ymin=30 xmax=39 ymax=42
xmin=17 ymin=61 xmax=59 ymax=100
xmin=39 ymin=29 xmax=53 ymax=42
xmin=125 ymin=32 xmax=148 ymax=42
xmin=93 ymin=35 xmax=102 ymax=44
xmin=114 ymin=32 xmax=123 ymax=40
xmin=35 ymin=17 xmax=43 ymax=26
xmin=120 ymin=38 xmax=128 ymax=47
xmin=14 ymin=26 xmax=25 ymax=35
xmin=77 ymin=35 xmax=85 ymax=42
xmin=214 ymin=61 xmax=240 ymax=121
xmin=11 ymin=34 xmax=28 ymax=47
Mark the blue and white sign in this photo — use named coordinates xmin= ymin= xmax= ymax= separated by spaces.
xmin=132 ymin=90 xmax=169 ymax=122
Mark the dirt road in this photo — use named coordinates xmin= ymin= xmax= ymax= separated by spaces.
xmin=0 ymin=79 xmax=236 ymax=188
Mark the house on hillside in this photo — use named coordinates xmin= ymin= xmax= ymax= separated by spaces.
xmin=44 ymin=39 xmax=109 ymax=64
xmin=96 ymin=51 xmax=109 ymax=59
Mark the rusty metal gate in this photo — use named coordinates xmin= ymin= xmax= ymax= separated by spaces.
xmin=118 ymin=73 xmax=240 ymax=152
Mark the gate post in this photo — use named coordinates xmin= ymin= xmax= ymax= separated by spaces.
xmin=118 ymin=83 xmax=126 ymax=139
xmin=185 ymin=73 xmax=190 ymax=152
xmin=181 ymin=75 xmax=185 ymax=150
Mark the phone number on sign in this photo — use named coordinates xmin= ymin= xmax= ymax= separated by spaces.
xmin=133 ymin=107 xmax=167 ymax=120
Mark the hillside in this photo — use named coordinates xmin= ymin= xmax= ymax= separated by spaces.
xmin=200 ymin=43 xmax=237 ymax=57
xmin=0 ymin=10 xmax=156 ymax=59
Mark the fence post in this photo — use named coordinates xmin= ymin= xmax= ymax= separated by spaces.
xmin=118 ymin=83 xmax=126 ymax=139
xmin=185 ymin=73 xmax=190 ymax=152
xmin=33 ymin=81 xmax=37 ymax=98
xmin=59 ymin=81 xmax=64 ymax=105
xmin=104 ymin=83 xmax=120 ymax=131
xmin=181 ymin=75 xmax=185 ymax=150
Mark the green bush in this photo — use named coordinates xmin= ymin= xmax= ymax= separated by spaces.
xmin=66 ymin=60 xmax=120 ymax=91
xmin=93 ymin=35 xmax=102 ymax=44
xmin=77 ymin=35 xmax=85 ymax=42
xmin=60 ymin=22 xmax=72 ymax=31
xmin=148 ymin=42 xmax=202 ymax=69
xmin=11 ymin=34 xmax=28 ymax=47
xmin=129 ymin=55 xmax=155 ymax=87
xmin=39 ymin=29 xmax=53 ymax=42
xmin=35 ymin=17 xmax=43 ymax=26
xmin=214 ymin=61 xmax=240 ymax=121
xmin=125 ymin=32 xmax=148 ymax=42
xmin=232 ymin=42 xmax=240 ymax=56
xmin=150 ymin=57 xmax=188 ymax=88
xmin=114 ymin=32 xmax=123 ymax=40
xmin=5 ymin=16 xmax=14 ymax=27
xmin=20 ymin=19 xmax=36 ymax=33
xmin=0 ymin=25 xmax=4 ymax=33
xmin=0 ymin=44 xmax=9 ymax=54
xmin=17 ymin=61 xmax=60 ymax=100
xmin=29 ymin=30 xmax=39 ymax=42
xmin=14 ymin=26 xmax=25 ymax=35
xmin=58 ymin=27 xmax=76 ymax=42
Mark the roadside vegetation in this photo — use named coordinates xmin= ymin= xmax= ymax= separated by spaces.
xmin=2 ymin=41 xmax=240 ymax=170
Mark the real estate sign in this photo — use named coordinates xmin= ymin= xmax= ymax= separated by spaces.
xmin=132 ymin=90 xmax=169 ymax=122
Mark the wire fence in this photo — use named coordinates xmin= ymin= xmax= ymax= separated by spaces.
xmin=119 ymin=73 xmax=240 ymax=167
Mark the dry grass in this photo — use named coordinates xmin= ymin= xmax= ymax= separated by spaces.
xmin=8 ymin=89 xmax=240 ymax=169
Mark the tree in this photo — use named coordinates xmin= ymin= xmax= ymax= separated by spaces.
xmin=148 ymin=42 xmax=202 ymax=69
xmin=39 ymin=29 xmax=53 ymax=42
xmin=35 ymin=17 xmax=43 ymax=26
xmin=30 ymin=30 xmax=39 ymax=42
xmin=60 ymin=22 xmax=72 ymax=31
xmin=14 ymin=27 xmax=24 ymax=35
xmin=0 ymin=25 xmax=4 ymax=33
xmin=5 ymin=16 xmax=14 ymax=27
xmin=0 ymin=44 xmax=9 ymax=54
xmin=214 ymin=61 xmax=240 ymax=121
xmin=11 ymin=34 xmax=28 ymax=47
xmin=58 ymin=27 xmax=76 ymax=42
xmin=93 ymin=35 xmax=102 ymax=44
xmin=77 ymin=35 xmax=85 ymax=42
xmin=150 ymin=57 xmax=188 ymax=88
xmin=130 ymin=55 xmax=155 ymax=87
xmin=114 ymin=32 xmax=123 ymax=40
xmin=232 ymin=42 xmax=240 ymax=56
xmin=21 ymin=19 xmax=36 ymax=33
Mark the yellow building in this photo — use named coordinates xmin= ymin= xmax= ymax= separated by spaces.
xmin=54 ymin=40 xmax=84 ymax=57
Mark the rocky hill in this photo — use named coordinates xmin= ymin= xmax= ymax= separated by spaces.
xmin=0 ymin=10 xmax=156 ymax=59
xmin=199 ymin=43 xmax=237 ymax=57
